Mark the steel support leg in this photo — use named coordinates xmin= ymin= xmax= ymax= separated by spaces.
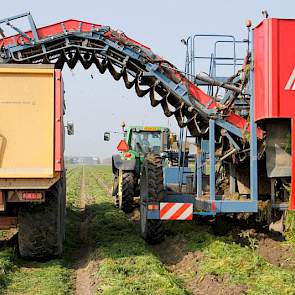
xmin=209 ymin=119 xmax=215 ymax=201
xmin=250 ymin=61 xmax=258 ymax=208
xmin=196 ymin=137 xmax=202 ymax=197
xmin=229 ymin=163 xmax=236 ymax=194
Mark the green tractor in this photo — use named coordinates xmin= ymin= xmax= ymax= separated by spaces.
xmin=104 ymin=124 xmax=171 ymax=213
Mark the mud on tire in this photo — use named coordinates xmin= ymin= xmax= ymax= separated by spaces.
xmin=18 ymin=177 xmax=66 ymax=259
xmin=140 ymin=153 xmax=164 ymax=244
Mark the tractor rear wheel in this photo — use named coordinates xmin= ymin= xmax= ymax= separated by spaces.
xmin=118 ymin=171 xmax=135 ymax=213
xmin=140 ymin=153 xmax=164 ymax=244
xmin=18 ymin=177 xmax=65 ymax=259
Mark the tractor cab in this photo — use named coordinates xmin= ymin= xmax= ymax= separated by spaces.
xmin=126 ymin=126 xmax=170 ymax=155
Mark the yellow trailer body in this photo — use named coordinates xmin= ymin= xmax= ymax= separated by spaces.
xmin=0 ymin=65 xmax=55 ymax=178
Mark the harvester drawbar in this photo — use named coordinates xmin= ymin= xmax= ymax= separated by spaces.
xmin=0 ymin=12 xmax=294 ymax=239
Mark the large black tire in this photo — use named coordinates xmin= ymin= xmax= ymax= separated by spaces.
xmin=18 ymin=177 xmax=66 ymax=259
xmin=140 ymin=153 xmax=164 ymax=244
xmin=113 ymin=174 xmax=119 ymax=208
xmin=119 ymin=171 xmax=135 ymax=213
xmin=112 ymin=174 xmax=119 ymax=197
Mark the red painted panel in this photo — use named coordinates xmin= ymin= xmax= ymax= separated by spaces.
xmin=1 ymin=19 xmax=150 ymax=50
xmin=188 ymin=82 xmax=217 ymax=109
xmin=291 ymin=118 xmax=295 ymax=210
xmin=254 ymin=19 xmax=295 ymax=121
xmin=187 ymin=75 xmax=263 ymax=139
xmin=54 ymin=69 xmax=64 ymax=172
xmin=254 ymin=19 xmax=295 ymax=210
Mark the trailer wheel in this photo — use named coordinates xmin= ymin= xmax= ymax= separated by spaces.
xmin=140 ymin=153 xmax=164 ymax=244
xmin=18 ymin=178 xmax=65 ymax=259
xmin=118 ymin=171 xmax=135 ymax=213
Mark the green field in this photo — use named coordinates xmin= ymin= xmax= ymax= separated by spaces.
xmin=0 ymin=165 xmax=295 ymax=295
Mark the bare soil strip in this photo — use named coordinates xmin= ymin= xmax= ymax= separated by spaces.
xmin=74 ymin=166 xmax=97 ymax=295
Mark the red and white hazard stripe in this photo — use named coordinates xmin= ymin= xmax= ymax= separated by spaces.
xmin=160 ymin=202 xmax=193 ymax=220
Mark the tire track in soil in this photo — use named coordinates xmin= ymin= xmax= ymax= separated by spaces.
xmin=74 ymin=166 xmax=97 ymax=295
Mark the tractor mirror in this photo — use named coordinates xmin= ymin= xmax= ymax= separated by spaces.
xmin=67 ymin=122 xmax=74 ymax=136
xmin=104 ymin=132 xmax=111 ymax=141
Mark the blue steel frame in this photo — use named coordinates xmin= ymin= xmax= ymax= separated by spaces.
xmin=187 ymin=30 xmax=258 ymax=214
xmin=147 ymin=30 xmax=259 ymax=219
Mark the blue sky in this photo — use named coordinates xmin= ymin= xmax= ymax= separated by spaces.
xmin=1 ymin=1 xmax=294 ymax=159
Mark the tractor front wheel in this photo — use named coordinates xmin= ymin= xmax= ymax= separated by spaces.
xmin=118 ymin=171 xmax=135 ymax=213
xmin=113 ymin=174 xmax=119 ymax=208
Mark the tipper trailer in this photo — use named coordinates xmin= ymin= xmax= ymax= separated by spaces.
xmin=0 ymin=12 xmax=294 ymax=250
xmin=0 ymin=64 xmax=68 ymax=258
